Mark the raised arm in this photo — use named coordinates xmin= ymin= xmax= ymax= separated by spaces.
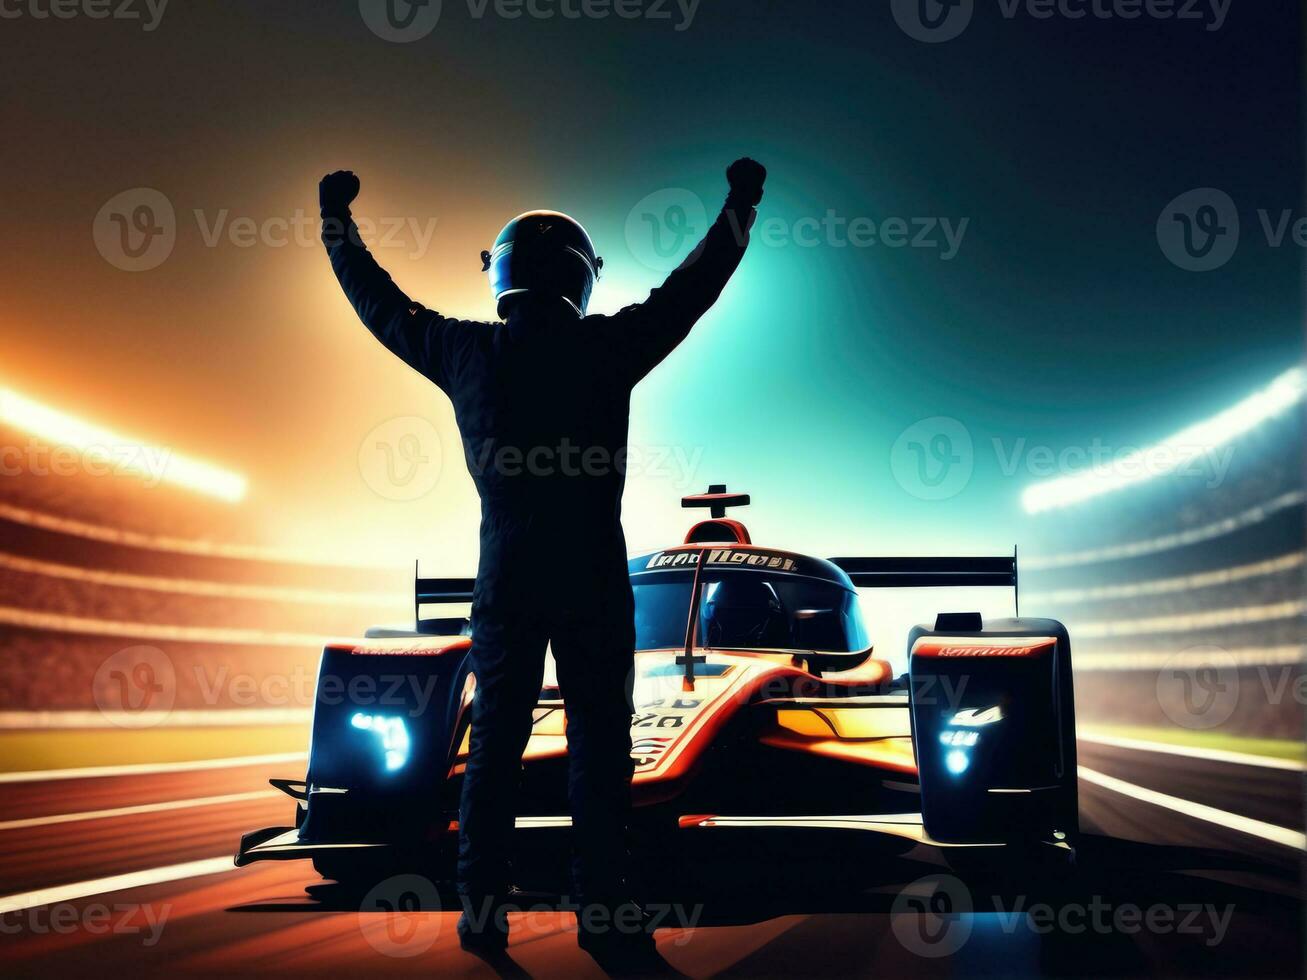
xmin=320 ymin=171 xmax=451 ymax=389
xmin=617 ymin=158 xmax=766 ymax=380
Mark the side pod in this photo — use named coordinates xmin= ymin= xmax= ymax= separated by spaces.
xmin=908 ymin=615 xmax=1078 ymax=845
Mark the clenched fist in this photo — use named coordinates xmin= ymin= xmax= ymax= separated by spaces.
xmin=320 ymin=170 xmax=361 ymax=213
xmin=726 ymin=157 xmax=767 ymax=208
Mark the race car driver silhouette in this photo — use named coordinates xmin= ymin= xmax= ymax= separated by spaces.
xmin=319 ymin=158 xmax=765 ymax=961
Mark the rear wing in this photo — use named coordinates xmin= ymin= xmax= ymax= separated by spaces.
xmin=829 ymin=549 xmax=1019 ymax=614
xmin=414 ymin=563 xmax=475 ymax=635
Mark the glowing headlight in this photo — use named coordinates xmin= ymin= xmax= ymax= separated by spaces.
xmin=350 ymin=712 xmax=411 ymax=772
xmin=940 ymin=725 xmax=980 ymax=776
xmin=939 ymin=730 xmax=979 ymax=747
xmin=948 ymin=705 xmax=1003 ymax=727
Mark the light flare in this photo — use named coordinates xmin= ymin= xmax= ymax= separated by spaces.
xmin=0 ymin=385 xmax=247 ymax=503
xmin=1022 ymin=366 xmax=1304 ymax=513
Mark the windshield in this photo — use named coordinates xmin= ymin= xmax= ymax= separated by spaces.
xmin=631 ymin=569 xmax=869 ymax=653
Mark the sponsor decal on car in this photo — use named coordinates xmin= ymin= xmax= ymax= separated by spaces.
xmin=631 ymin=736 xmax=674 ymax=770
xmin=644 ymin=549 xmax=799 ymax=571
xmin=911 ymin=636 xmax=1056 ymax=658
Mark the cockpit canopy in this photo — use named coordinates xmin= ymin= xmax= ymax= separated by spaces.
xmin=628 ymin=547 xmax=870 ymax=654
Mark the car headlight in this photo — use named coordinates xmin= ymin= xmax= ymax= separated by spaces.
xmin=350 ymin=712 xmax=411 ymax=772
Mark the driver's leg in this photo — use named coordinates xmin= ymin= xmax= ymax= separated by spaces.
xmin=457 ymin=608 xmax=548 ymax=943
xmin=549 ymin=602 xmax=637 ymax=908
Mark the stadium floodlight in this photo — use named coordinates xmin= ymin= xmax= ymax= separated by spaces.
xmin=0 ymin=386 xmax=247 ymax=503
xmin=1022 ymin=366 xmax=1305 ymax=514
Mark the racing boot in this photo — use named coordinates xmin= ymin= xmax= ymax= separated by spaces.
xmin=457 ymin=893 xmax=512 ymax=953
xmin=576 ymin=898 xmax=661 ymax=974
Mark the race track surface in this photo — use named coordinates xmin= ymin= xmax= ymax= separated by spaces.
xmin=1 ymin=737 xmax=1301 ymax=979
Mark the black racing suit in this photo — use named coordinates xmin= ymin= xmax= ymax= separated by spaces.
xmin=322 ymin=191 xmax=755 ymax=905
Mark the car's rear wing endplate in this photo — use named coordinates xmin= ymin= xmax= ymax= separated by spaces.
xmin=414 ymin=563 xmax=475 ymax=635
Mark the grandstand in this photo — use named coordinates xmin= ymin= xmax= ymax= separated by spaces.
xmin=2 ymin=370 xmax=1300 ymax=760
xmin=0 ymin=396 xmax=409 ymax=734
xmin=1020 ymin=368 xmax=1305 ymax=741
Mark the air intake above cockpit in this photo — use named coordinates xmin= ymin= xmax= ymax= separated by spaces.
xmin=682 ymin=484 xmax=752 ymax=544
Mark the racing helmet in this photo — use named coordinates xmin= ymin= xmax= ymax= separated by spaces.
xmin=702 ymin=577 xmax=785 ymax=648
xmin=481 ymin=211 xmax=603 ymax=318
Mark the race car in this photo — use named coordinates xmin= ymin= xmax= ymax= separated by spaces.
xmin=236 ymin=486 xmax=1078 ymax=885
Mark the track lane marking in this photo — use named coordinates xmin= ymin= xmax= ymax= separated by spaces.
xmin=1078 ymin=731 xmax=1305 ymax=771
xmin=0 ymin=790 xmax=281 ymax=831
xmin=0 ymin=752 xmax=306 ymax=784
xmin=1078 ymin=766 xmax=1307 ymax=851
xmin=0 ymin=856 xmax=237 ymax=915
